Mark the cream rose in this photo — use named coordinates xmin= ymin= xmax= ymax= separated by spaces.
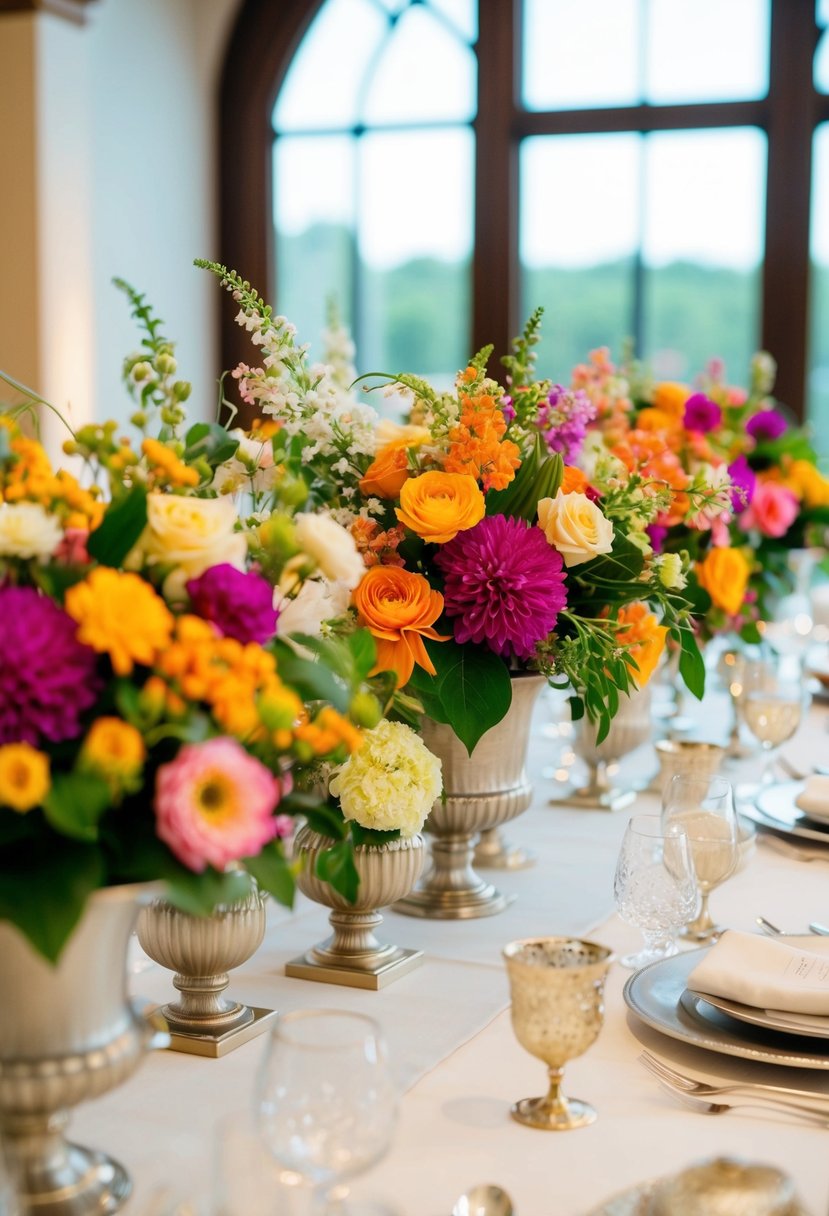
xmin=139 ymin=493 xmax=247 ymax=579
xmin=294 ymin=513 xmax=365 ymax=588
xmin=274 ymin=576 xmax=352 ymax=638
xmin=0 ymin=502 xmax=62 ymax=559
xmin=537 ymin=490 xmax=614 ymax=568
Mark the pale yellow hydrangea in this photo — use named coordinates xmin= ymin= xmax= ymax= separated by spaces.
xmin=329 ymin=719 xmax=442 ymax=837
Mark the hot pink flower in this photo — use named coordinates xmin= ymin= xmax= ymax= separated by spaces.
xmin=154 ymin=738 xmax=282 ymax=873
xmin=739 ymin=480 xmax=799 ymax=539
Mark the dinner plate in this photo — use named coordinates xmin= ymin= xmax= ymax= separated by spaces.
xmin=740 ymin=781 xmax=829 ymax=844
xmin=623 ymin=949 xmax=829 ymax=1069
xmin=686 ymin=988 xmax=829 ymax=1039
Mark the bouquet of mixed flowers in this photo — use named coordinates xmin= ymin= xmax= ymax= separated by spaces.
xmin=200 ymin=265 xmax=714 ymax=751
xmin=569 ymin=347 xmax=829 ymax=643
xmin=0 ymin=282 xmax=387 ymax=963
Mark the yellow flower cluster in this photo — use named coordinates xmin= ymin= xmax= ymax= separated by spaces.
xmin=79 ymin=717 xmax=146 ymax=794
xmin=141 ymin=437 xmax=200 ymax=488
xmin=0 ymin=421 xmax=102 ymax=530
xmin=65 ymin=568 xmax=174 ymax=675
xmin=0 ymin=742 xmax=50 ymax=812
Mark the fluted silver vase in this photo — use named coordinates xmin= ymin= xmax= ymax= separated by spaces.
xmin=136 ymin=885 xmax=275 ymax=1058
xmin=396 ymin=674 xmax=545 ymax=919
xmin=285 ymin=825 xmax=425 ymax=989
xmin=0 ymin=884 xmax=168 ymax=1216
xmin=568 ymin=684 xmax=653 ymax=811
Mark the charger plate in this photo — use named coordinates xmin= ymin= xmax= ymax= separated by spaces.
xmin=740 ymin=781 xmax=829 ymax=845
xmin=623 ymin=949 xmax=829 ymax=1069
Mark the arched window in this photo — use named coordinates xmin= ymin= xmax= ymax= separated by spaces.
xmin=221 ymin=0 xmax=829 ymax=445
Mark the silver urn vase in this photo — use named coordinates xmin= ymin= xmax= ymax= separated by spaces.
xmin=0 ymin=884 xmax=168 ymax=1216
xmin=396 ymin=674 xmax=545 ymax=919
xmin=136 ymin=884 xmax=275 ymax=1058
xmin=568 ymin=684 xmax=653 ymax=811
xmin=286 ymin=825 xmax=425 ymax=989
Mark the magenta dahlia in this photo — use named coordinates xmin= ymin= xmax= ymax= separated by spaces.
xmin=0 ymin=586 xmax=100 ymax=745
xmin=434 ymin=515 xmax=568 ymax=660
xmin=186 ymin=563 xmax=277 ymax=645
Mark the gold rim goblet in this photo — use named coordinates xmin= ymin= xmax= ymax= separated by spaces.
xmin=502 ymin=936 xmax=613 ymax=1131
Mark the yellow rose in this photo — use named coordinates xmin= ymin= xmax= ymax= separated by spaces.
xmin=137 ymin=493 xmax=247 ymax=580
xmin=395 ymin=471 xmax=485 ymax=544
xmin=652 ymin=382 xmax=690 ymax=419
xmin=537 ymin=490 xmax=614 ymax=567
xmin=785 ymin=460 xmax=829 ymax=508
xmin=696 ymin=546 xmax=751 ymax=617
xmin=374 ymin=420 xmax=432 ymax=452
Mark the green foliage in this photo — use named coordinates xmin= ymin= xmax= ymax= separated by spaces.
xmin=501 ymin=307 xmax=544 ymax=390
xmin=86 ymin=485 xmax=148 ymax=567
xmin=43 ymin=774 xmax=112 ymax=842
xmin=486 ymin=434 xmax=562 ymax=520
xmin=244 ymin=842 xmax=296 ymax=907
xmin=314 ymin=839 xmax=360 ymax=905
xmin=184 ymin=422 xmax=240 ymax=468
xmin=408 ymin=638 xmax=513 ymax=756
xmin=0 ymin=842 xmax=105 ymax=964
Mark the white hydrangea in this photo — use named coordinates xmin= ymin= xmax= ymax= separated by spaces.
xmin=329 ymin=720 xmax=442 ymax=837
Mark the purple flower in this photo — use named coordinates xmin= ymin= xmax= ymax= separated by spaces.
xmin=434 ymin=515 xmax=567 ymax=660
xmin=746 ymin=409 xmax=787 ymax=442
xmin=727 ymin=454 xmax=756 ymax=514
xmin=646 ymin=524 xmax=668 ymax=554
xmin=683 ymin=393 xmax=722 ymax=433
xmin=537 ymin=385 xmax=597 ymax=464
xmin=0 ymin=586 xmax=100 ymax=745
xmin=186 ymin=564 xmax=277 ymax=645
xmin=500 ymin=396 xmax=516 ymax=424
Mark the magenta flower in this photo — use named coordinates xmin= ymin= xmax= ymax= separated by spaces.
xmin=435 ymin=515 xmax=567 ymax=660
xmin=646 ymin=523 xmax=668 ymax=554
xmin=683 ymin=393 xmax=722 ymax=433
xmin=727 ymin=454 xmax=756 ymax=514
xmin=154 ymin=738 xmax=282 ymax=873
xmin=746 ymin=409 xmax=787 ymax=442
xmin=186 ymin=563 xmax=277 ymax=645
xmin=537 ymin=386 xmax=596 ymax=463
xmin=0 ymin=586 xmax=100 ymax=745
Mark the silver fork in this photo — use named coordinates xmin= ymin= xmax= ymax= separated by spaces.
xmin=650 ymin=1084 xmax=829 ymax=1127
xmin=639 ymin=1051 xmax=829 ymax=1118
xmin=757 ymin=833 xmax=829 ymax=863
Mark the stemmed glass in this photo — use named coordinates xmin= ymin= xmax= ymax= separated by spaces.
xmin=661 ymin=774 xmax=738 ymax=943
xmin=256 ymin=1010 xmax=397 ymax=1215
xmin=613 ymin=815 xmax=700 ymax=969
xmin=740 ymin=654 xmax=805 ymax=784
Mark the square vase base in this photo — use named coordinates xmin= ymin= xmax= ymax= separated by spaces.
xmin=158 ymin=1005 xmax=278 ymax=1058
xmin=554 ymin=788 xmax=636 ymax=813
xmin=285 ymin=947 xmax=423 ymax=990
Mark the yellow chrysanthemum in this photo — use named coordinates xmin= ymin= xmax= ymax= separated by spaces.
xmin=0 ymin=743 xmax=50 ymax=813
xmin=142 ymin=437 xmax=200 ymax=488
xmin=65 ymin=568 xmax=174 ymax=675
xmin=81 ymin=717 xmax=146 ymax=777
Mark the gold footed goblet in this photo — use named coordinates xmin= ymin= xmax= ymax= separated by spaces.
xmin=503 ymin=937 xmax=613 ymax=1131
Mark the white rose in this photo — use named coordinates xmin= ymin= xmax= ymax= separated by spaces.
xmin=0 ymin=502 xmax=62 ymax=558
xmin=537 ymin=490 xmax=614 ymax=568
xmin=274 ymin=576 xmax=352 ymax=638
xmin=137 ymin=492 xmax=247 ymax=579
xmin=294 ymin=513 xmax=365 ymax=588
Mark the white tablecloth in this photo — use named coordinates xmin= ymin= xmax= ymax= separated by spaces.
xmin=72 ymin=686 xmax=829 ymax=1216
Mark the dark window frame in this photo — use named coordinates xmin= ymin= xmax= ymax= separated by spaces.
xmin=220 ymin=0 xmax=829 ymax=420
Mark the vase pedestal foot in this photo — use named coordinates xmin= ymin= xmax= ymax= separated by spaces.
xmin=394 ymin=882 xmax=514 ymax=920
xmin=561 ymin=786 xmax=637 ymax=813
xmin=285 ymin=944 xmax=423 ymax=990
xmin=152 ymin=1004 xmax=278 ymax=1058
xmin=8 ymin=1136 xmax=131 ymax=1216
xmin=474 ymin=827 xmax=536 ymax=871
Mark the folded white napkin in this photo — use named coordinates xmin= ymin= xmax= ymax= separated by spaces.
xmin=688 ymin=930 xmax=829 ymax=1015
xmin=795 ymin=774 xmax=829 ymax=822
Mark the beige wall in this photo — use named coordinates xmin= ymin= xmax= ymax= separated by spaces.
xmin=0 ymin=0 xmax=242 ymax=455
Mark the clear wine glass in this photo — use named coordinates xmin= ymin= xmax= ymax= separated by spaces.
xmin=661 ymin=774 xmax=738 ymax=944
xmin=256 ymin=1010 xmax=397 ymax=1216
xmin=740 ymin=655 xmax=805 ymax=784
xmin=613 ymin=815 xmax=699 ymax=969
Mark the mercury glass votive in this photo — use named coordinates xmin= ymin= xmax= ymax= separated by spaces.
xmin=503 ymin=937 xmax=613 ymax=1131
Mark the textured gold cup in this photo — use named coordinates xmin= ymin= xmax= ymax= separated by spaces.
xmin=503 ymin=936 xmax=613 ymax=1130
xmin=655 ymin=739 xmax=725 ymax=800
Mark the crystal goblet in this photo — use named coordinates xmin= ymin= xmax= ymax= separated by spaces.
xmin=613 ymin=815 xmax=700 ymax=969
xmin=502 ymin=937 xmax=613 ymax=1131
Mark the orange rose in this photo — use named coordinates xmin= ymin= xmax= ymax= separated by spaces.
xmin=559 ymin=465 xmax=589 ymax=495
xmin=353 ymin=566 xmax=449 ymax=688
xmin=652 ymin=382 xmax=690 ymax=419
xmin=696 ymin=546 xmax=750 ymax=617
xmin=395 ymin=471 xmax=485 ymax=544
xmin=359 ymin=443 xmax=411 ymax=499
xmin=616 ymin=602 xmax=668 ymax=688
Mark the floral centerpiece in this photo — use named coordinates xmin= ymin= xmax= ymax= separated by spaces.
xmin=198 ymin=266 xmax=713 ymax=750
xmin=0 ymin=282 xmax=386 ymax=964
xmin=569 ymin=346 xmax=829 ymax=643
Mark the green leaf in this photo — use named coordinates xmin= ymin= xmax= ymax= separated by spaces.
xmin=677 ymin=629 xmax=706 ymax=700
xmin=0 ymin=842 xmax=105 ymax=963
xmin=31 ymin=562 xmax=89 ymax=602
xmin=350 ymin=823 xmax=402 ymax=847
xmin=485 ymin=435 xmax=562 ymax=520
xmin=87 ymin=484 xmax=148 ymax=567
xmin=244 ymin=842 xmax=295 ymax=907
xmin=271 ymin=639 xmax=350 ymax=711
xmin=184 ymin=422 xmax=239 ymax=468
xmin=576 ymin=531 xmax=645 ymax=583
xmin=314 ymin=839 xmax=360 ymax=904
xmin=740 ymin=621 xmax=763 ymax=645
xmin=569 ymin=696 xmax=585 ymax=722
xmin=164 ymin=867 xmax=252 ymax=917
xmin=347 ymin=630 xmax=377 ymax=682
xmin=302 ymin=804 xmax=348 ymax=841
xmin=409 ymin=638 xmax=512 ymax=756
xmin=43 ymin=773 xmax=113 ymax=842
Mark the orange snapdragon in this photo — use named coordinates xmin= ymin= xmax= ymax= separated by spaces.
xmin=444 ymin=392 xmax=520 ymax=491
